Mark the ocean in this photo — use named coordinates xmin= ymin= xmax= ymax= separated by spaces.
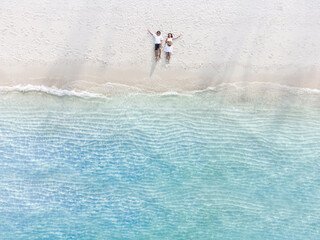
xmin=0 ymin=82 xmax=319 ymax=239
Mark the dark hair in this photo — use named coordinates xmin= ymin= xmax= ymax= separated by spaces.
xmin=156 ymin=31 xmax=161 ymax=34
xmin=168 ymin=33 xmax=173 ymax=38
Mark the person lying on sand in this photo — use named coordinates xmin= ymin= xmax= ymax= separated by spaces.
xmin=148 ymin=29 xmax=163 ymax=61
xmin=164 ymin=33 xmax=182 ymax=63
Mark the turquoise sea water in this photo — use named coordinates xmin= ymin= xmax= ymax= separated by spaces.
xmin=0 ymin=83 xmax=319 ymax=239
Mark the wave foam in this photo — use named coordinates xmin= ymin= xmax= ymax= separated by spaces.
xmin=0 ymin=81 xmax=320 ymax=99
xmin=0 ymin=84 xmax=106 ymax=98
xmin=192 ymin=82 xmax=320 ymax=95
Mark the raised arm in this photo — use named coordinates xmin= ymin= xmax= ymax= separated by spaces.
xmin=148 ymin=29 xmax=154 ymax=36
xmin=173 ymin=34 xmax=182 ymax=40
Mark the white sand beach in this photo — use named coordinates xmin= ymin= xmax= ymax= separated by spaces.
xmin=1 ymin=0 xmax=320 ymax=93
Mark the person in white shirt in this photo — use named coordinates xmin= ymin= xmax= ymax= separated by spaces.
xmin=164 ymin=33 xmax=182 ymax=63
xmin=148 ymin=29 xmax=163 ymax=61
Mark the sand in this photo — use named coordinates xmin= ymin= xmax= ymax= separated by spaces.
xmin=1 ymin=0 xmax=320 ymax=93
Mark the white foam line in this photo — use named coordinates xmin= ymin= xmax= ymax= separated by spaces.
xmin=0 ymin=81 xmax=320 ymax=99
xmin=0 ymin=84 xmax=106 ymax=99
xmin=191 ymin=81 xmax=320 ymax=95
xmin=160 ymin=91 xmax=193 ymax=97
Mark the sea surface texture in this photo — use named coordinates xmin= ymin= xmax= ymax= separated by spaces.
xmin=0 ymin=83 xmax=319 ymax=239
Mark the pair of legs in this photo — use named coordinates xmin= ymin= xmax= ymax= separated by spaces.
xmin=165 ymin=52 xmax=171 ymax=63
xmin=155 ymin=44 xmax=161 ymax=61
xmin=155 ymin=49 xmax=161 ymax=61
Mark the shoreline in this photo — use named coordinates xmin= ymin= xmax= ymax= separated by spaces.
xmin=1 ymin=76 xmax=320 ymax=101
xmin=1 ymin=62 xmax=320 ymax=95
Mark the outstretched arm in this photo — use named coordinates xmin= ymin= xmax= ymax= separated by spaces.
xmin=148 ymin=29 xmax=154 ymax=36
xmin=173 ymin=34 xmax=182 ymax=40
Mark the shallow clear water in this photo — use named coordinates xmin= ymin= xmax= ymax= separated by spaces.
xmin=0 ymin=84 xmax=320 ymax=239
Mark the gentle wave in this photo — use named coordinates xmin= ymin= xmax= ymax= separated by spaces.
xmin=0 ymin=84 xmax=106 ymax=98
xmin=0 ymin=81 xmax=320 ymax=99
xmin=192 ymin=82 xmax=320 ymax=95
